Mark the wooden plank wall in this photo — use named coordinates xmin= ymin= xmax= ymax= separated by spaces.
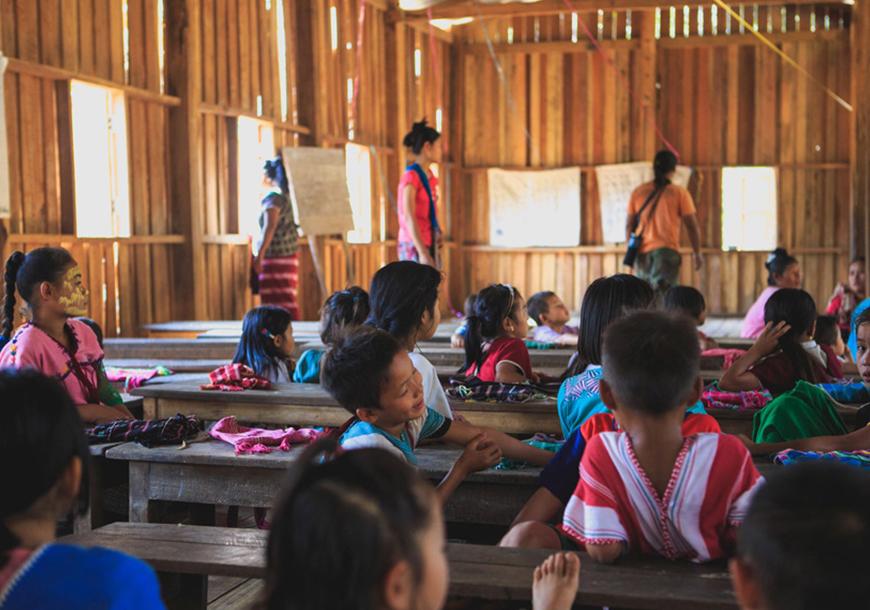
xmin=450 ymin=3 xmax=853 ymax=315
xmin=1 ymin=0 xmax=182 ymax=336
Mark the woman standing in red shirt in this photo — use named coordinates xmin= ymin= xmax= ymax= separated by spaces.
xmin=398 ymin=120 xmax=442 ymax=268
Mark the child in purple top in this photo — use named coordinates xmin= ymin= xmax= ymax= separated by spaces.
xmin=528 ymin=291 xmax=578 ymax=346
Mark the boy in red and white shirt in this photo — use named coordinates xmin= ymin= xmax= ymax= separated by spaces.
xmin=560 ymin=311 xmax=763 ymax=563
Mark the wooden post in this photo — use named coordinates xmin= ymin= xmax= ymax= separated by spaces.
xmin=166 ymin=0 xmax=207 ymax=320
xmin=634 ymin=10 xmax=657 ymax=161
xmin=852 ymin=0 xmax=870 ymax=263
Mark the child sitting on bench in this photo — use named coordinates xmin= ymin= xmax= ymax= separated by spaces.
xmin=560 ymin=311 xmax=763 ymax=563
xmin=233 ymin=305 xmax=296 ymax=383
xmin=321 ymin=327 xmax=553 ymax=502
xmin=527 ymin=291 xmax=578 ymax=346
xmin=258 ymin=436 xmax=581 ymax=610
xmin=730 ymin=462 xmax=869 ymax=610
xmin=293 ymin=286 xmax=370 ymax=383
xmin=0 ymin=368 xmax=164 ymax=609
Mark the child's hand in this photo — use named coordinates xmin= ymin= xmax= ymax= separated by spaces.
xmin=751 ymin=321 xmax=790 ymax=356
xmin=529 ymin=371 xmax=541 ymax=384
xmin=451 ymin=333 xmax=465 ymax=349
xmin=456 ymin=433 xmax=502 ymax=474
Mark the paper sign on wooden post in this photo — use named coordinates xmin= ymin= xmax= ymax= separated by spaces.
xmin=0 ymin=54 xmax=10 ymax=219
xmin=281 ymin=147 xmax=355 ymax=236
xmin=595 ymin=162 xmax=692 ymax=244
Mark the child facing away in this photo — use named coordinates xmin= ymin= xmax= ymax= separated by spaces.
xmin=292 ymin=287 xmax=370 ymax=383
xmin=559 ymin=311 xmax=763 ymax=563
xmin=730 ymin=462 xmax=869 ymax=610
xmin=720 ymin=288 xmax=843 ymax=396
xmin=462 ymin=284 xmax=539 ymax=384
xmin=367 ymin=261 xmax=452 ymax=418
xmin=321 ymin=327 xmax=553 ymax=502
xmin=232 ymin=305 xmax=296 ymax=383
xmin=663 ymin=285 xmax=718 ymax=350
xmin=0 ymin=248 xmax=133 ymax=424
xmin=527 ymin=291 xmax=579 ymax=347
xmin=0 ymin=369 xmax=164 ymax=609
xmin=813 ymin=314 xmax=849 ymax=363
xmin=256 ymin=436 xmax=581 ymax=610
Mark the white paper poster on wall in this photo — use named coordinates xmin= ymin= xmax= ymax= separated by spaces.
xmin=281 ymin=147 xmax=355 ymax=236
xmin=0 ymin=55 xmax=10 ymax=219
xmin=487 ymin=167 xmax=581 ymax=247
xmin=595 ymin=162 xmax=692 ymax=244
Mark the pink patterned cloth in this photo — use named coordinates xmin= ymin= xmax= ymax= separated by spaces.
xmin=201 ymin=364 xmax=271 ymax=392
xmin=701 ymin=348 xmax=747 ymax=370
xmin=209 ymin=416 xmax=322 ymax=455
xmin=105 ymin=366 xmax=172 ymax=390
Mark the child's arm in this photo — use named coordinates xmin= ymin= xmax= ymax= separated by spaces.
xmin=511 ymin=487 xmax=564 ymax=526
xmin=719 ymin=321 xmax=789 ymax=392
xmin=436 ymin=433 xmax=502 ymax=503
xmin=586 ymin=542 xmax=625 ymax=564
xmin=739 ymin=425 xmax=870 ymax=456
xmin=443 ymin=419 xmax=553 ymax=466
xmin=495 ymin=361 xmax=528 ymax=384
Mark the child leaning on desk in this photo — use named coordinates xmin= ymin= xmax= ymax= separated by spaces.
xmin=320 ymin=327 xmax=553 ymax=504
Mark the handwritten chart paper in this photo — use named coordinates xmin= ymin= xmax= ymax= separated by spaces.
xmin=282 ymin=147 xmax=355 ymax=236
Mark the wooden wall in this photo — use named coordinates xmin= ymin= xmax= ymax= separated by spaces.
xmin=450 ymin=4 xmax=854 ymax=314
xmin=1 ymin=1 xmax=863 ymax=334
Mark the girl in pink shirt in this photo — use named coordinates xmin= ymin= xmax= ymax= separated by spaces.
xmin=0 ymin=247 xmax=132 ymax=424
xmin=741 ymin=248 xmax=802 ymax=338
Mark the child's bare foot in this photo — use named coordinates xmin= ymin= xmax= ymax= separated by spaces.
xmin=532 ymin=552 xmax=581 ymax=610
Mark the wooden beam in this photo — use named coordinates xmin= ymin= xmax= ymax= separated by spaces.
xmin=5 ymin=57 xmax=181 ymax=106
xmin=198 ymin=102 xmax=311 ymax=134
xmin=396 ymin=0 xmax=850 ymax=23
xmin=852 ymin=0 xmax=870 ymax=263
xmin=463 ymin=38 xmax=639 ymax=55
xmin=634 ymin=9 xmax=656 ymax=160
xmin=166 ymin=0 xmax=207 ymax=320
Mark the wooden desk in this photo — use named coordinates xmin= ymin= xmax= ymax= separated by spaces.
xmin=132 ymin=379 xmax=561 ymax=435
xmin=64 ymin=522 xmax=741 ymax=610
xmin=105 ymin=442 xmax=539 ymax=527
xmin=145 ymin=320 xmax=461 ymax=341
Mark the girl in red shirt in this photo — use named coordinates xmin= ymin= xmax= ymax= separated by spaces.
xmin=462 ymin=284 xmax=537 ymax=383
xmin=398 ymin=120 xmax=442 ymax=268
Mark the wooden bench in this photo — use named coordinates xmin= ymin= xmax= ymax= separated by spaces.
xmin=105 ymin=441 xmax=540 ymax=527
xmin=131 ymin=378 xmax=561 ymax=435
xmin=131 ymin=377 xmax=776 ymax=437
xmin=63 ymin=522 xmax=740 ymax=610
xmin=145 ymin=320 xmax=462 ymax=341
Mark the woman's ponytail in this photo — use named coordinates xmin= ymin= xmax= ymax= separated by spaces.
xmin=2 ymin=251 xmax=25 ymax=345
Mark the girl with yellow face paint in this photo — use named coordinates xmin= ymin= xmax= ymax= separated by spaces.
xmin=1 ymin=247 xmax=133 ymax=424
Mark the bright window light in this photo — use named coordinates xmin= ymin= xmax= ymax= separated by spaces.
xmin=721 ymin=167 xmax=778 ymax=251
xmin=70 ymin=81 xmax=131 ymax=238
xmin=238 ymin=117 xmax=276 ymax=237
xmin=275 ymin=0 xmax=289 ymax=122
xmin=414 ymin=48 xmax=423 ymax=78
xmin=345 ymin=143 xmax=372 ymax=244
xmin=330 ymin=6 xmax=339 ymax=52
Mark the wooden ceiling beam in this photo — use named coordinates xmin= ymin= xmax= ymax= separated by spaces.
xmin=394 ymin=0 xmax=851 ymax=23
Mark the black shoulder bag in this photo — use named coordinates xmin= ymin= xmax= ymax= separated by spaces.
xmin=623 ymin=185 xmax=666 ymax=268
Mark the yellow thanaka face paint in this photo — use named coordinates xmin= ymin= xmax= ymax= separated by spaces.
xmin=57 ymin=265 xmax=89 ymax=316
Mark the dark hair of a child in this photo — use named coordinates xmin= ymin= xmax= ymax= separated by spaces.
xmin=257 ymin=436 xmax=437 ymax=610
xmin=662 ymin=286 xmax=706 ymax=322
xmin=602 ymin=310 xmax=700 ymax=415
xmin=813 ymin=315 xmax=840 ymax=348
xmin=320 ymin=287 xmax=370 ymax=345
xmin=527 ymin=291 xmax=556 ymax=326
xmin=566 ymin=274 xmax=655 ymax=377
xmin=3 ymin=247 xmax=75 ymax=345
xmin=462 ymin=284 xmax=523 ymax=374
xmin=0 ymin=369 xmax=90 ymax=567
xmin=367 ymin=261 xmax=441 ymax=345
xmin=765 ymin=248 xmax=799 ymax=287
xmin=321 ymin=327 xmax=405 ymax=414
xmin=402 ymin=119 xmax=440 ymax=155
xmin=763 ymin=288 xmax=821 ymax=383
xmin=735 ymin=462 xmax=870 ymax=610
xmin=232 ymin=306 xmax=293 ymax=380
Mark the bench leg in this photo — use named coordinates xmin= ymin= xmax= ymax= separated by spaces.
xmin=74 ymin=457 xmax=104 ymax=533
xmin=129 ymin=462 xmax=156 ymax=523
xmin=159 ymin=572 xmax=207 ymax=610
